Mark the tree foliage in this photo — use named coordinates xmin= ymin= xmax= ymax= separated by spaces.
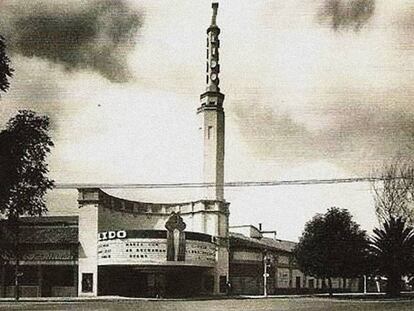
xmin=370 ymin=216 xmax=414 ymax=297
xmin=372 ymin=161 xmax=414 ymax=224
xmin=0 ymin=110 xmax=54 ymax=219
xmin=294 ymin=207 xmax=369 ymax=293
xmin=0 ymin=35 xmax=13 ymax=94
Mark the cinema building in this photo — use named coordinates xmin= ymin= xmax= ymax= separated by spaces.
xmin=1 ymin=3 xmax=229 ymax=298
xmin=0 ymin=188 xmax=229 ymax=297
xmin=0 ymin=3 xmax=360 ymax=298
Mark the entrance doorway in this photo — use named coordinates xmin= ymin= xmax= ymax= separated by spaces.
xmin=98 ymin=266 xmax=148 ymax=297
xmin=98 ymin=266 xmax=211 ymax=297
xmin=295 ymin=276 xmax=301 ymax=289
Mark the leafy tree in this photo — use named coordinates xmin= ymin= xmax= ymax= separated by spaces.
xmin=294 ymin=207 xmax=369 ymax=296
xmin=370 ymin=216 xmax=414 ymax=297
xmin=0 ymin=35 xmax=13 ymax=95
xmin=0 ymin=110 xmax=54 ymax=300
xmin=0 ymin=110 xmax=54 ymax=217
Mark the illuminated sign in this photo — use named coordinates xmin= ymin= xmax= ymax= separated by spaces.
xmin=98 ymin=230 xmax=127 ymax=241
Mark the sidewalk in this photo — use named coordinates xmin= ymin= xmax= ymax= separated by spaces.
xmin=0 ymin=292 xmax=411 ymax=303
xmin=0 ymin=296 xmax=140 ymax=303
xmin=0 ymin=294 xmax=314 ymax=303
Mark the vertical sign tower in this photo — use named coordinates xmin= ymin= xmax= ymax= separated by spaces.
xmin=198 ymin=2 xmax=225 ymax=201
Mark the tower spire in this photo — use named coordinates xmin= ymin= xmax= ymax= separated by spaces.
xmin=211 ymin=2 xmax=218 ymax=26
xmin=198 ymin=2 xmax=225 ymax=201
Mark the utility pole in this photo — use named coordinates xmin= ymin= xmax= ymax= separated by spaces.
xmin=363 ymin=275 xmax=367 ymax=294
xmin=263 ymin=252 xmax=270 ymax=297
xmin=13 ymin=215 xmax=20 ymax=301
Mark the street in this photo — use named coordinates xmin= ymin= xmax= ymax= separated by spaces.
xmin=0 ymin=298 xmax=413 ymax=311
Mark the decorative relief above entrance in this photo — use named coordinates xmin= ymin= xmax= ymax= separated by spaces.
xmin=165 ymin=212 xmax=186 ymax=262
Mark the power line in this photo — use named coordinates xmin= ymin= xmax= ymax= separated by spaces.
xmin=54 ymin=176 xmax=394 ymax=189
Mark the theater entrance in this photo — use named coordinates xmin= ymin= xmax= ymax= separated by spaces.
xmin=98 ymin=266 xmax=213 ymax=297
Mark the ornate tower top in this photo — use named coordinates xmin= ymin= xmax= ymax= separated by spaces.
xmin=205 ymin=2 xmax=222 ymax=94
xmin=210 ymin=2 xmax=219 ymax=29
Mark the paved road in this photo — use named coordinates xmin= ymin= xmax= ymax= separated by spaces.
xmin=0 ymin=298 xmax=414 ymax=311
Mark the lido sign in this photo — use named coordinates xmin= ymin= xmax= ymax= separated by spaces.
xmin=98 ymin=230 xmax=127 ymax=241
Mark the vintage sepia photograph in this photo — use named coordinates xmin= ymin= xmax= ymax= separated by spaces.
xmin=0 ymin=0 xmax=414 ymax=310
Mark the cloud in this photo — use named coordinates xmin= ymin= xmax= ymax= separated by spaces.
xmin=316 ymin=85 xmax=414 ymax=170
xmin=225 ymin=0 xmax=414 ymax=176
xmin=393 ymin=4 xmax=414 ymax=50
xmin=231 ymin=101 xmax=319 ymax=162
xmin=0 ymin=0 xmax=144 ymax=82
xmin=0 ymin=56 xmax=68 ymax=130
xmin=317 ymin=0 xmax=376 ymax=31
xmin=232 ymin=83 xmax=414 ymax=175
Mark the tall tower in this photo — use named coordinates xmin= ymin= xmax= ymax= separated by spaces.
xmin=198 ymin=2 xmax=225 ymax=201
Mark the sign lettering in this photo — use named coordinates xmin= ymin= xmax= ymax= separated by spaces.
xmin=98 ymin=230 xmax=127 ymax=241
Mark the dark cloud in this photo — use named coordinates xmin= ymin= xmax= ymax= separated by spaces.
xmin=317 ymin=0 xmax=375 ymax=31
xmin=0 ymin=0 xmax=144 ymax=82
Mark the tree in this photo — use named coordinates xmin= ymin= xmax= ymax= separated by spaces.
xmin=370 ymin=216 xmax=414 ymax=297
xmin=0 ymin=110 xmax=54 ymax=300
xmin=372 ymin=161 xmax=414 ymax=224
xmin=0 ymin=35 xmax=13 ymax=95
xmin=294 ymin=207 xmax=369 ymax=296
xmin=370 ymin=162 xmax=414 ymax=296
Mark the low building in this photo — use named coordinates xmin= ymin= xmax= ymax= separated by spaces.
xmin=229 ymin=225 xmax=360 ymax=295
xmin=0 ymin=216 xmax=78 ymax=297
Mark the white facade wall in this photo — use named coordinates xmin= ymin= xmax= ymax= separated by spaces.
xmin=78 ymin=203 xmax=98 ymax=296
xmin=199 ymin=107 xmax=225 ymax=201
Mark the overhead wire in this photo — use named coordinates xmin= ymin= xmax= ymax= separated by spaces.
xmin=54 ymin=176 xmax=404 ymax=189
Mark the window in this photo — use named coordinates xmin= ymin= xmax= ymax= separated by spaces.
xmin=18 ymin=266 xmax=38 ymax=286
xmin=82 ymin=273 xmax=93 ymax=292
xmin=308 ymin=279 xmax=314 ymax=289
xmin=207 ymin=126 xmax=213 ymax=139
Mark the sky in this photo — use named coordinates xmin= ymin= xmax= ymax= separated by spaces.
xmin=0 ymin=0 xmax=413 ymax=241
